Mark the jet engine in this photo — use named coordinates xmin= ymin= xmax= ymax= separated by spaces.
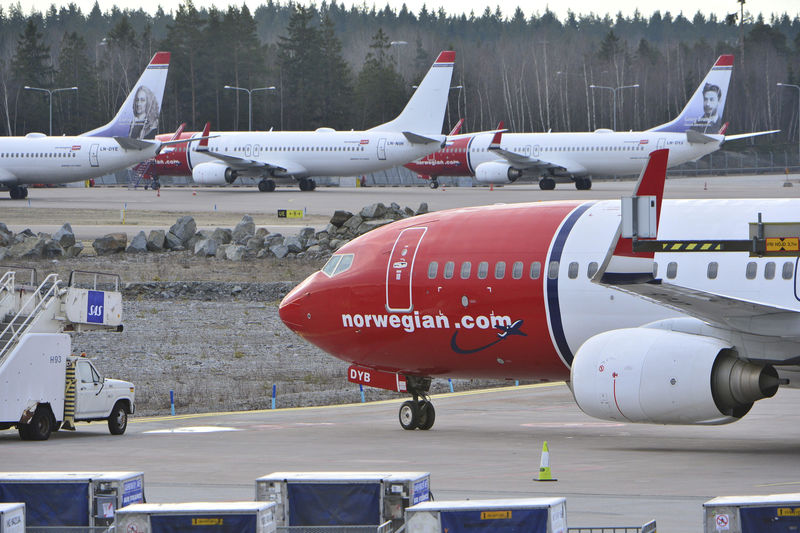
xmin=474 ymin=162 xmax=523 ymax=184
xmin=570 ymin=328 xmax=780 ymax=425
xmin=192 ymin=162 xmax=238 ymax=185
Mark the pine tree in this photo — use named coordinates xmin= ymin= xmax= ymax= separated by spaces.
xmin=354 ymin=28 xmax=406 ymax=128
xmin=277 ymin=6 xmax=322 ymax=130
xmin=318 ymin=15 xmax=353 ymax=129
xmin=11 ymin=18 xmax=53 ymax=134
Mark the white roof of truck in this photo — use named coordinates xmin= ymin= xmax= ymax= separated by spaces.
xmin=407 ymin=498 xmax=566 ymax=512
xmin=117 ymin=502 xmax=274 ymax=514
xmin=256 ymin=472 xmax=429 ymax=482
xmin=705 ymin=494 xmax=800 ymax=507
xmin=0 ymin=472 xmax=142 ymax=482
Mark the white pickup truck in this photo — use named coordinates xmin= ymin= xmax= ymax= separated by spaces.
xmin=0 ymin=269 xmax=135 ymax=441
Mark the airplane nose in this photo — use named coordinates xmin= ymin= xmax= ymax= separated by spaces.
xmin=279 ymin=279 xmax=313 ymax=333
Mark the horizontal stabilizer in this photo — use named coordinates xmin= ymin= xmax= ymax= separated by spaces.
xmin=724 ymin=129 xmax=780 ymax=142
xmin=114 ymin=137 xmax=156 ymax=151
xmin=686 ymin=129 xmax=717 ymax=144
xmin=402 ymin=131 xmax=444 ymax=145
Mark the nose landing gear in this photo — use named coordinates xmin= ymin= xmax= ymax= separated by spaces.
xmin=399 ymin=376 xmax=435 ymax=430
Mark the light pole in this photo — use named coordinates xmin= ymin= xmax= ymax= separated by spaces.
xmin=390 ymin=40 xmax=407 ymax=73
xmin=589 ymin=83 xmax=639 ymax=131
xmin=224 ymin=85 xmax=276 ymax=131
xmin=23 ymin=86 xmax=78 ymax=136
xmin=777 ymin=83 xmax=800 ymax=167
xmin=447 ymin=85 xmax=463 ymax=132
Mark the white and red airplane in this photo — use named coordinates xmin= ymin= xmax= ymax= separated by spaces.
xmin=143 ymin=51 xmax=456 ymax=192
xmin=1 ymin=52 xmax=175 ymax=200
xmin=280 ymin=148 xmax=798 ymax=430
xmin=406 ymin=54 xmax=778 ymax=190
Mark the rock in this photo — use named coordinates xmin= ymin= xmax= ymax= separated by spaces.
xmin=186 ymin=233 xmax=206 ymax=250
xmin=343 ymin=214 xmax=363 ymax=232
xmin=356 ymin=219 xmax=394 ymax=235
xmin=194 ymin=238 xmax=219 ymax=257
xmin=226 ymin=245 xmax=246 ymax=261
xmin=245 ymin=236 xmax=264 ymax=254
xmin=232 ymin=215 xmax=255 ymax=244
xmin=212 ymin=228 xmax=233 ymax=244
xmin=164 ymin=232 xmax=185 ymax=251
xmin=404 ymin=207 xmax=416 ymax=217
xmin=264 ymin=234 xmax=283 ymax=247
xmin=8 ymin=237 xmax=46 ymax=259
xmin=283 ymin=236 xmax=304 ymax=254
xmin=323 ymin=223 xmax=337 ymax=235
xmin=147 ymin=230 xmax=166 ymax=252
xmin=93 ymin=233 xmax=127 ymax=255
xmin=255 ymin=227 xmax=270 ymax=238
xmin=298 ymin=227 xmax=316 ymax=241
xmin=0 ymin=248 xmax=8 ymax=261
xmin=256 ymin=248 xmax=272 ymax=259
xmin=53 ymin=223 xmax=75 ymax=249
xmin=416 ymin=202 xmax=429 ymax=216
xmin=37 ymin=232 xmax=53 ymax=240
xmin=127 ymin=231 xmax=149 ymax=253
xmin=42 ymin=239 xmax=63 ymax=258
xmin=270 ymin=244 xmax=289 ymax=259
xmin=329 ymin=239 xmax=345 ymax=251
xmin=360 ymin=202 xmax=387 ymax=219
xmin=306 ymin=245 xmax=323 ymax=255
xmin=231 ymin=285 xmax=243 ymax=295
xmin=65 ymin=242 xmax=84 ymax=258
xmin=390 ymin=202 xmax=401 ymax=211
xmin=330 ymin=210 xmax=353 ymax=227
xmin=169 ymin=215 xmax=197 ymax=245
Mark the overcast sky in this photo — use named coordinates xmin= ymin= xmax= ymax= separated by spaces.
xmin=3 ymin=0 xmax=798 ymax=21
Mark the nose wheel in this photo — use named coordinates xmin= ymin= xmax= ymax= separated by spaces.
xmin=398 ymin=376 xmax=435 ymax=430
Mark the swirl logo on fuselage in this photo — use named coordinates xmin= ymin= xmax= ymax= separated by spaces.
xmin=450 ymin=319 xmax=526 ymax=354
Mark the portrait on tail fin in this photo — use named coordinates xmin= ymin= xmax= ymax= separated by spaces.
xmin=128 ymin=85 xmax=160 ymax=139
xmin=690 ymin=82 xmax=723 ymax=134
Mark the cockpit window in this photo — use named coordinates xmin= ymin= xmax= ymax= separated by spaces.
xmin=321 ymin=254 xmax=354 ymax=277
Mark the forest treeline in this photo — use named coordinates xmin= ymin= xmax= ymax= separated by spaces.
xmin=1 ymin=0 xmax=799 ymax=150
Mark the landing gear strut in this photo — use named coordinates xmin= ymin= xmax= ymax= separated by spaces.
xmin=429 ymin=178 xmax=439 ymax=189
xmin=299 ymin=178 xmax=317 ymax=191
xmin=9 ymin=185 xmax=28 ymax=200
xmin=399 ymin=376 xmax=435 ymax=430
xmin=258 ymin=178 xmax=276 ymax=192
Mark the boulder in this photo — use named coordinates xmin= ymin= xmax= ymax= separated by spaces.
xmin=53 ymin=224 xmax=76 ymax=249
xmin=194 ymin=238 xmax=219 ymax=257
xmin=356 ymin=219 xmax=394 ymax=235
xmin=0 ymin=248 xmax=8 ymax=261
xmin=147 ymin=230 xmax=166 ymax=252
xmin=169 ymin=215 xmax=197 ymax=245
xmin=306 ymin=245 xmax=323 ymax=255
xmin=329 ymin=239 xmax=345 ymax=251
xmin=360 ymin=202 xmax=387 ymax=219
xmin=232 ymin=215 xmax=255 ymax=244
xmin=415 ymin=202 xmax=429 ymax=216
xmin=164 ymin=232 xmax=184 ymax=251
xmin=343 ymin=214 xmax=364 ymax=232
xmin=270 ymin=244 xmax=289 ymax=259
xmin=245 ymin=236 xmax=264 ymax=254
xmin=256 ymin=248 xmax=272 ymax=259
xmin=65 ymin=242 xmax=84 ymax=258
xmin=212 ymin=228 xmax=233 ymax=244
xmin=283 ymin=236 xmax=304 ymax=254
xmin=226 ymin=245 xmax=246 ymax=261
xmin=92 ymin=233 xmax=127 ymax=255
xmin=42 ymin=239 xmax=63 ymax=258
xmin=255 ymin=227 xmax=270 ymax=238
xmin=215 ymin=244 xmax=231 ymax=259
xmin=404 ymin=207 xmax=416 ymax=217
xmin=264 ymin=234 xmax=283 ymax=247
xmin=8 ymin=237 xmax=46 ymax=259
xmin=127 ymin=231 xmax=149 ymax=253
xmin=298 ymin=227 xmax=316 ymax=241
xmin=330 ymin=210 xmax=353 ymax=227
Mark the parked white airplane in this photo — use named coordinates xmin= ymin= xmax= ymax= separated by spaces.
xmin=0 ymin=52 xmax=172 ymax=200
xmin=150 ymin=51 xmax=456 ymax=192
xmin=407 ymin=55 xmax=778 ymax=190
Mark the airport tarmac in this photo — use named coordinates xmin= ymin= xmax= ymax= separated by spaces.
xmin=2 ymin=173 xmax=799 ymax=239
xmin=1 ymin=383 xmax=799 ymax=532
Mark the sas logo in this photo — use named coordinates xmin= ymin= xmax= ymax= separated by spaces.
xmin=360 ymin=139 xmax=369 ymax=145
xmin=87 ymin=290 xmax=105 ymax=324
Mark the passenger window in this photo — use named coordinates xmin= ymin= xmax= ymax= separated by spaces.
xmin=477 ymin=261 xmax=488 ymax=279
xmin=666 ymin=262 xmax=678 ymax=279
xmin=587 ymin=262 xmax=598 ymax=278
xmin=745 ymin=262 xmax=757 ymax=280
xmin=427 ymin=261 xmax=438 ymax=279
xmin=783 ymin=261 xmax=794 ymax=280
xmin=530 ymin=262 xmax=541 ymax=279
xmin=548 ymin=261 xmax=559 ymax=279
xmin=322 ymin=255 xmax=342 ymax=277
xmin=512 ymin=261 xmax=523 ymax=279
xmin=444 ymin=261 xmax=455 ymax=279
xmin=568 ymin=262 xmax=579 ymax=279
xmin=765 ymin=262 xmax=776 ymax=280
xmin=707 ymin=262 xmax=718 ymax=279
xmin=494 ymin=261 xmax=506 ymax=279
xmin=333 ymin=254 xmax=353 ymax=275
xmin=460 ymin=261 xmax=472 ymax=279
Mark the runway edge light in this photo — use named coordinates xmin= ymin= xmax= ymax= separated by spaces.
xmin=535 ymin=441 xmax=557 ymax=482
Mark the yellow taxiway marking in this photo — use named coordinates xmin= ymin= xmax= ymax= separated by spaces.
xmin=131 ymin=382 xmax=565 ymax=424
xmin=756 ymin=481 xmax=800 ymax=487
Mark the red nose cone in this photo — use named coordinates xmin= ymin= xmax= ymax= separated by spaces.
xmin=279 ymin=279 xmax=312 ymax=333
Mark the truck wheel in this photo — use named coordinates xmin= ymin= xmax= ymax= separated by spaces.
xmin=108 ymin=402 xmax=128 ymax=435
xmin=19 ymin=406 xmax=53 ymax=441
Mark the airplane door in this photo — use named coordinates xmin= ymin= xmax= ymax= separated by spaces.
xmin=533 ymin=145 xmax=540 ymax=157
xmin=657 ymin=138 xmax=666 ymax=150
xmin=254 ymin=144 xmax=261 ymax=157
xmin=522 ymin=145 xmax=532 ymax=157
xmin=386 ymin=227 xmax=426 ymax=312
xmin=89 ymin=144 xmax=99 ymax=167
xmin=378 ymin=138 xmax=387 ymax=160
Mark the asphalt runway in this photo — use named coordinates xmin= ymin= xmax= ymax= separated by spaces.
xmin=1 ymin=384 xmax=798 ymax=532
xmin=3 ymin=173 xmax=800 ymax=240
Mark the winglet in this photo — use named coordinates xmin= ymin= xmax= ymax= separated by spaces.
xmin=488 ymin=129 xmax=503 ymax=151
xmin=169 ymin=123 xmax=187 ymax=141
xmin=594 ymin=149 xmax=668 ymax=285
xmin=448 ymin=118 xmax=464 ymax=136
xmin=198 ymin=122 xmax=211 ymax=150
xmin=718 ymin=122 xmax=729 ymax=135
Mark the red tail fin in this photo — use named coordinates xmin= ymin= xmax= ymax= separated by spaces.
xmin=198 ymin=122 xmax=211 ymax=149
xmin=448 ymin=118 xmax=464 ymax=136
xmin=169 ymin=123 xmax=187 ymax=141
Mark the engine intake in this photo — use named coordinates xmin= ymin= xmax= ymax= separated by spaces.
xmin=192 ymin=162 xmax=238 ymax=185
xmin=570 ymin=328 xmax=780 ymax=425
xmin=474 ymin=162 xmax=522 ymax=184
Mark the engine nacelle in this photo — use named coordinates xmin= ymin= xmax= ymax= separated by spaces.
xmin=474 ymin=162 xmax=522 ymax=184
xmin=570 ymin=328 xmax=780 ymax=425
xmin=192 ymin=162 xmax=237 ymax=185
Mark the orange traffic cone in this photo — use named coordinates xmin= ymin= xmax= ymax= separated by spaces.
xmin=490 ymin=184 xmax=494 ymax=191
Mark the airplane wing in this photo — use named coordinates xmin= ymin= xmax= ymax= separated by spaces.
xmin=724 ymin=130 xmax=780 ymax=142
xmin=402 ymin=131 xmax=445 ymax=145
xmin=486 ymin=130 xmax=567 ymax=171
xmin=195 ymin=148 xmax=291 ymax=174
xmin=114 ymin=137 xmax=158 ymax=151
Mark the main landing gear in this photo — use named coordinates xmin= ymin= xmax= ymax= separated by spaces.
xmin=574 ymin=177 xmax=592 ymax=190
xmin=398 ymin=376 xmax=435 ymax=430
xmin=8 ymin=185 xmax=28 ymax=200
xmin=429 ymin=178 xmax=439 ymax=189
xmin=298 ymin=178 xmax=317 ymax=191
xmin=258 ymin=178 xmax=276 ymax=192
xmin=538 ymin=177 xmax=555 ymax=190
